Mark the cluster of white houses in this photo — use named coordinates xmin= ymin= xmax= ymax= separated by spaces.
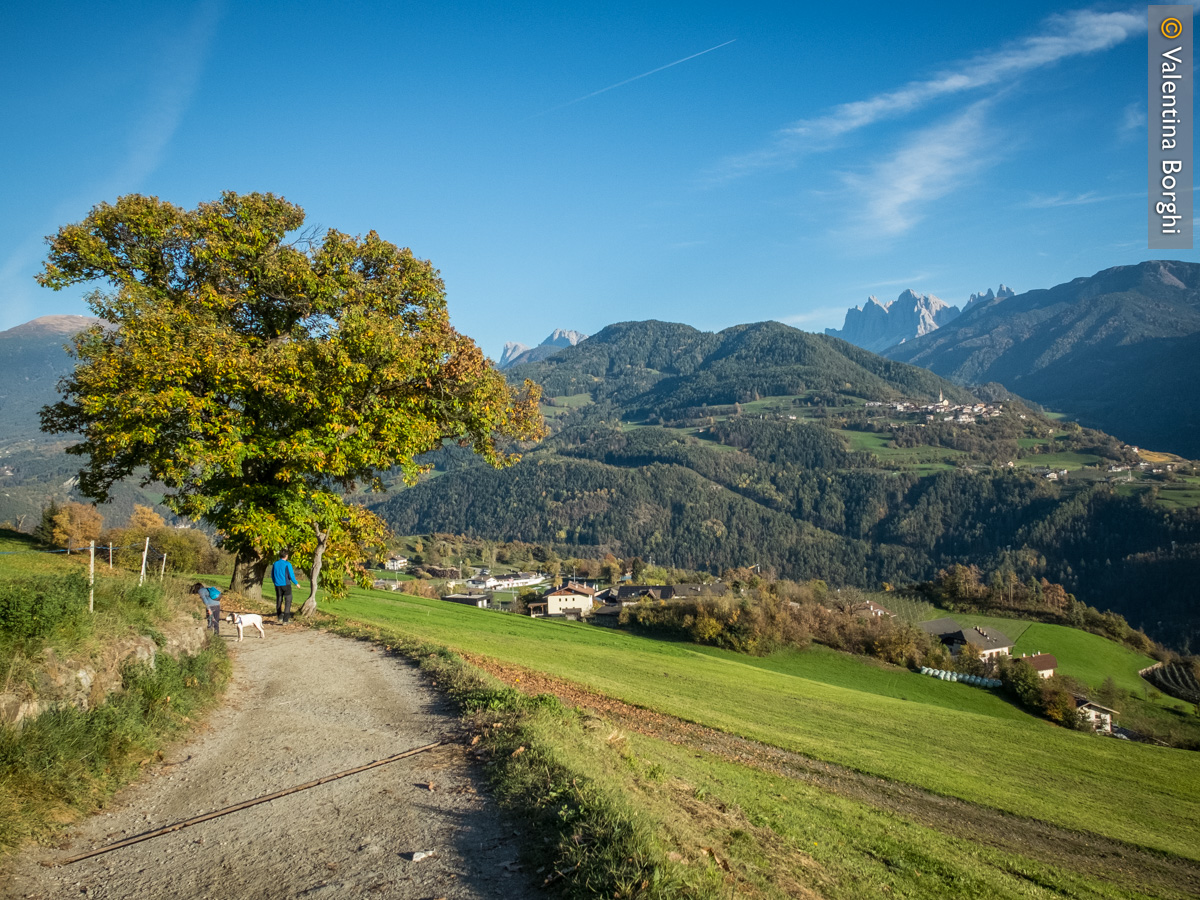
xmin=864 ymin=393 xmax=1005 ymax=426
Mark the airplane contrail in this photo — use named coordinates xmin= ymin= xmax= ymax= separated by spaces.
xmin=527 ymin=39 xmax=737 ymax=119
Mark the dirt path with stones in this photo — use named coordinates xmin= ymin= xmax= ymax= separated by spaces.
xmin=4 ymin=627 xmax=534 ymax=900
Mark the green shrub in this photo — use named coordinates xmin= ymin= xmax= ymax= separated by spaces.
xmin=123 ymin=582 xmax=165 ymax=611
xmin=0 ymin=573 xmax=90 ymax=642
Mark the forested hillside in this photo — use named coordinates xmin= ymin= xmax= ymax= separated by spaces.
xmin=372 ymin=320 xmax=1200 ymax=649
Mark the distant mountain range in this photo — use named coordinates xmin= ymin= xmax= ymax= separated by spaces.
xmin=883 ymin=261 xmax=1200 ymax=458
xmin=3 ymin=299 xmax=1198 ymax=644
xmin=0 ymin=315 xmax=98 ymax=446
xmin=498 ymin=329 xmax=588 ymax=368
xmin=825 ymin=286 xmax=1014 ymax=353
xmin=0 ymin=314 xmax=166 ymax=528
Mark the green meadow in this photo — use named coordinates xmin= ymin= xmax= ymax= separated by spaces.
xmin=1011 ymin=623 xmax=1156 ymax=693
xmin=327 ymin=587 xmax=1200 ymax=861
xmin=833 ymin=429 xmax=965 ymax=472
xmin=1013 ymin=450 xmax=1103 ymax=470
xmin=951 ymin=612 xmax=1034 ymax=643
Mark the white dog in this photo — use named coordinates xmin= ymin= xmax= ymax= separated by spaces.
xmin=225 ymin=612 xmax=266 ymax=641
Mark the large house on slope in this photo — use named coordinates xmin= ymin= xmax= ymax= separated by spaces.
xmin=529 ymin=583 xmax=597 ymax=619
xmin=919 ymin=617 xmax=1013 ymax=661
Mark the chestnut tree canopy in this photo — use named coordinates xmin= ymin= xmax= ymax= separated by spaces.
xmin=39 ymin=192 xmax=545 ymax=609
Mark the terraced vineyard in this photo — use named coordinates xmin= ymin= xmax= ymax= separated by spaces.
xmin=1147 ymin=662 xmax=1200 ymax=704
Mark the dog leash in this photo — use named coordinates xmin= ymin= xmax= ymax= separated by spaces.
xmin=59 ymin=740 xmax=444 ymax=865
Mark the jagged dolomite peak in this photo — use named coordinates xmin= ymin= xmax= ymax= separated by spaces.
xmin=825 ymin=290 xmax=960 ymax=353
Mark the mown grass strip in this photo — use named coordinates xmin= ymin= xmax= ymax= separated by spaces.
xmin=618 ymin=733 xmax=1191 ymax=900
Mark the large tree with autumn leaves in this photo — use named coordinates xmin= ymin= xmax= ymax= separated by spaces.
xmin=38 ymin=192 xmax=544 ymax=613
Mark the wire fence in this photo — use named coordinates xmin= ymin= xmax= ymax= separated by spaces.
xmin=1 ymin=539 xmax=177 ymax=613
xmin=0 ymin=541 xmax=162 ymax=558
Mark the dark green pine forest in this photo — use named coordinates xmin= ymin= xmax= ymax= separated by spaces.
xmin=371 ymin=320 xmax=1200 ymax=650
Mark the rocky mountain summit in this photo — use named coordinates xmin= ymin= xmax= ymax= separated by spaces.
xmin=498 ymin=328 xmax=588 ymax=368
xmin=825 ymin=290 xmax=961 ymax=353
xmin=965 ymin=284 xmax=1016 ymax=310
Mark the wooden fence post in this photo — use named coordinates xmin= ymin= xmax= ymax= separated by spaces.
xmin=138 ymin=537 xmax=150 ymax=586
xmin=89 ymin=540 xmax=95 ymax=613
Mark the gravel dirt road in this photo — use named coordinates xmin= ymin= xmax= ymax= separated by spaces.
xmin=4 ymin=627 xmax=535 ymax=900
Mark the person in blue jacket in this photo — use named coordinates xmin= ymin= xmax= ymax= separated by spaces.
xmin=272 ymin=551 xmax=301 ymax=623
xmin=190 ymin=582 xmax=222 ymax=636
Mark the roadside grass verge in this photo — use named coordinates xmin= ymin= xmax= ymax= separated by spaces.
xmin=319 ymin=617 xmax=713 ymax=899
xmin=323 ymin=588 xmax=1200 ymax=861
xmin=0 ymin=553 xmax=235 ymax=857
xmin=0 ymin=638 xmax=230 ymax=854
xmin=0 ymin=567 xmax=205 ymax=713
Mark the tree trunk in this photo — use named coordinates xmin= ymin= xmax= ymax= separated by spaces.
xmin=231 ymin=548 xmax=270 ymax=599
xmin=299 ymin=526 xmax=329 ymax=617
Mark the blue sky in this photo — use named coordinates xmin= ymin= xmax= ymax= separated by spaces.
xmin=1 ymin=2 xmax=1194 ymax=359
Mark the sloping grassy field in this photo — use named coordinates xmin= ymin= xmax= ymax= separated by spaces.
xmin=1011 ymin=622 xmax=1157 ymax=693
xmin=326 ymin=588 xmax=1200 ymax=862
xmin=686 ymin=643 xmax=1031 ymax=721
xmin=951 ymin=612 xmax=1035 ymax=643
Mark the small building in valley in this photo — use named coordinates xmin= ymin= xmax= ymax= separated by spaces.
xmin=442 ymin=593 xmax=490 ymax=609
xmin=1074 ymin=697 xmax=1118 ymax=733
xmin=1021 ymin=653 xmax=1058 ymax=678
xmin=541 ymin=582 xmax=597 ymax=617
xmin=857 ymin=599 xmax=895 ymax=618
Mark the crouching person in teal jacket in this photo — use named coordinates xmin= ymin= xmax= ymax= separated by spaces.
xmin=191 ymin=582 xmax=222 ymax=636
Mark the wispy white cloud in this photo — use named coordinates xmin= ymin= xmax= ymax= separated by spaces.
xmin=1021 ymin=190 xmax=1139 ymax=209
xmin=858 ymin=271 xmax=935 ymax=289
xmin=779 ymin=305 xmax=849 ymax=328
xmin=840 ymin=102 xmax=992 ymax=239
xmin=713 ymin=8 xmax=1143 ymax=180
xmin=101 ymin=0 xmax=223 ymax=195
xmin=0 ymin=1 xmax=223 ymax=329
